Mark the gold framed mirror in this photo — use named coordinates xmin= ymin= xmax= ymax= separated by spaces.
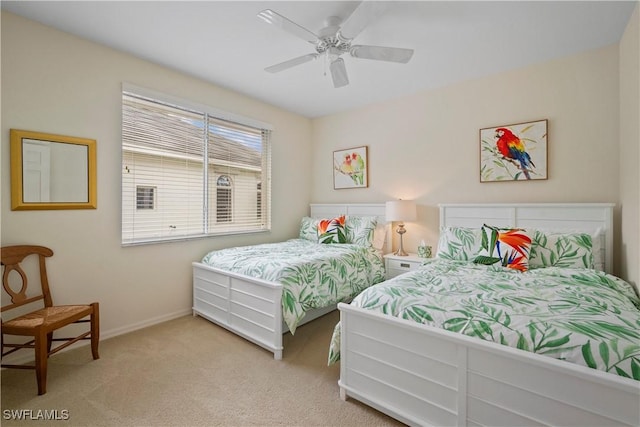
xmin=10 ymin=129 xmax=97 ymax=210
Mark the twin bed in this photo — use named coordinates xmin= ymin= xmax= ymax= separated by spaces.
xmin=192 ymin=203 xmax=388 ymax=360
xmin=193 ymin=202 xmax=640 ymax=426
xmin=335 ymin=203 xmax=640 ymax=426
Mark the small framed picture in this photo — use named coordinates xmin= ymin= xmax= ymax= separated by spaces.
xmin=333 ymin=146 xmax=368 ymax=189
xmin=480 ymin=119 xmax=548 ymax=182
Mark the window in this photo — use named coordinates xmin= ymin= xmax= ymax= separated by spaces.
xmin=136 ymin=186 xmax=155 ymax=210
xmin=257 ymin=182 xmax=262 ymax=220
xmin=122 ymin=85 xmax=272 ymax=245
xmin=216 ymin=175 xmax=232 ymax=223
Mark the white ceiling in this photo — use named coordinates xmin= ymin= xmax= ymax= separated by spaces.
xmin=2 ymin=1 xmax=636 ymax=118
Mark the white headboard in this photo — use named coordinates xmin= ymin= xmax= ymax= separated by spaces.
xmin=309 ymin=203 xmax=390 ymax=253
xmin=439 ymin=203 xmax=614 ymax=273
xmin=310 ymin=203 xmax=386 ymax=223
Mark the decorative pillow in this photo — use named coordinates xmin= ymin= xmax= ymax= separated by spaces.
xmin=436 ymin=227 xmax=483 ymax=261
xmin=529 ymin=230 xmax=594 ymax=269
xmin=346 ymin=216 xmax=377 ymax=247
xmin=474 ymin=224 xmax=532 ymax=272
xmin=299 ymin=217 xmax=320 ymax=241
xmin=318 ymin=215 xmax=347 ymax=244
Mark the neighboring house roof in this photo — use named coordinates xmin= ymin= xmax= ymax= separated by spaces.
xmin=122 ymin=96 xmax=262 ymax=169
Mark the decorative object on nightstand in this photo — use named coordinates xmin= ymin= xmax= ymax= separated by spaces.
xmin=417 ymin=240 xmax=432 ymax=258
xmin=385 ymin=199 xmax=417 ymax=256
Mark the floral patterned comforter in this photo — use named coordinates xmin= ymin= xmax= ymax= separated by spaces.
xmin=328 ymin=259 xmax=640 ymax=380
xmin=201 ymin=239 xmax=385 ymax=334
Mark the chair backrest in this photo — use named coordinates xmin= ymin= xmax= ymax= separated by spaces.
xmin=1 ymin=245 xmax=54 ymax=312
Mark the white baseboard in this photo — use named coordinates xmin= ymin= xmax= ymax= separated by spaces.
xmin=1 ymin=308 xmax=192 ymax=367
xmin=100 ymin=308 xmax=192 ymax=340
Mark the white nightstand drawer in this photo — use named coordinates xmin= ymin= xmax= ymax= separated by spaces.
xmin=387 ymin=259 xmax=420 ymax=271
xmin=383 ymin=253 xmax=425 ymax=279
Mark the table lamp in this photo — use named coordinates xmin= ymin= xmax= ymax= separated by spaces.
xmin=385 ymin=199 xmax=417 ymax=256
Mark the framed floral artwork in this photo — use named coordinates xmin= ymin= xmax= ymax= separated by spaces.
xmin=480 ymin=119 xmax=548 ymax=182
xmin=333 ymin=146 xmax=368 ymax=189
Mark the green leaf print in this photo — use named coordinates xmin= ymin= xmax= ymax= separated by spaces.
xmin=282 ymin=289 xmax=296 ymax=313
xmin=615 ymin=367 xmax=631 ymax=378
xmin=581 ymin=342 xmax=597 ymax=369
xmin=443 ymin=317 xmax=469 ymax=333
xmin=599 ymin=342 xmax=610 ymax=367
xmin=528 ymin=323 xmax=537 ymax=343
xmin=499 ymin=332 xmax=508 ymax=346
xmin=516 ymin=333 xmax=529 ymax=351
xmin=623 ymin=344 xmax=640 ymax=359
xmin=474 ymin=255 xmax=502 ymax=266
xmin=631 ymin=358 xmax=640 ymax=380
xmin=539 ymin=334 xmax=571 ymax=351
xmin=402 ymin=306 xmax=433 ymax=323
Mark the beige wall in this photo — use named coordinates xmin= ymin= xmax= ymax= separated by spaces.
xmin=619 ymin=4 xmax=640 ymax=288
xmin=1 ymin=12 xmax=313 ymax=338
xmin=312 ymin=44 xmax=626 ymax=275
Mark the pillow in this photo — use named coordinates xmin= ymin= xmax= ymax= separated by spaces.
xmin=346 ymin=216 xmax=377 ymax=247
xmin=318 ymin=215 xmax=347 ymax=244
xmin=436 ymin=227 xmax=483 ymax=261
xmin=299 ymin=217 xmax=320 ymax=241
xmin=529 ymin=230 xmax=594 ymax=269
xmin=372 ymin=223 xmax=388 ymax=252
xmin=474 ymin=224 xmax=532 ymax=272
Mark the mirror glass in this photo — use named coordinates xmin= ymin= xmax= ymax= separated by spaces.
xmin=10 ymin=129 xmax=97 ymax=210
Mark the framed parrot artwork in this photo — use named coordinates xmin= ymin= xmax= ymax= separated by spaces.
xmin=333 ymin=146 xmax=368 ymax=189
xmin=480 ymin=119 xmax=548 ymax=182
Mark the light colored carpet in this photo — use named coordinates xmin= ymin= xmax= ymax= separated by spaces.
xmin=1 ymin=311 xmax=403 ymax=426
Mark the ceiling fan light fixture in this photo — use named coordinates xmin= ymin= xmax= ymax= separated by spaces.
xmin=330 ymin=58 xmax=349 ymax=88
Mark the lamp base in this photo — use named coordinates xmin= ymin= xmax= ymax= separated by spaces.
xmin=394 ymin=223 xmax=409 ymax=256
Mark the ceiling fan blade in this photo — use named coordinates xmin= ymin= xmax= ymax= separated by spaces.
xmin=338 ymin=1 xmax=387 ymax=41
xmin=265 ymin=53 xmax=319 ymax=73
xmin=330 ymin=58 xmax=349 ymax=88
xmin=350 ymin=45 xmax=414 ymax=63
xmin=257 ymin=9 xmax=318 ymax=44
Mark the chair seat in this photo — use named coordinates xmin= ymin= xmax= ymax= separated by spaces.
xmin=2 ymin=305 xmax=92 ymax=334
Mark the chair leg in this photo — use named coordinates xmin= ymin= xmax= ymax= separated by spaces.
xmin=90 ymin=302 xmax=100 ymax=360
xmin=35 ymin=329 xmax=48 ymax=395
xmin=46 ymin=332 xmax=53 ymax=354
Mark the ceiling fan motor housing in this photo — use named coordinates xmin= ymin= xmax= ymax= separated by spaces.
xmin=315 ymin=16 xmax=351 ymax=58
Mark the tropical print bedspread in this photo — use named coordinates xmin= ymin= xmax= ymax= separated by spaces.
xmin=201 ymin=239 xmax=385 ymax=334
xmin=328 ymin=259 xmax=640 ymax=380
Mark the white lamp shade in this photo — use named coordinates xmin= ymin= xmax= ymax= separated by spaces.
xmin=385 ymin=200 xmax=417 ymax=222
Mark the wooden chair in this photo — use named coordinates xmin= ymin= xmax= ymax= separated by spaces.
xmin=1 ymin=245 xmax=99 ymax=395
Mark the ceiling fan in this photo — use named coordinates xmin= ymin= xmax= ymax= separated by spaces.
xmin=257 ymin=2 xmax=414 ymax=88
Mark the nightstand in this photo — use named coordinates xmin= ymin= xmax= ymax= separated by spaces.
xmin=383 ymin=253 xmax=425 ymax=279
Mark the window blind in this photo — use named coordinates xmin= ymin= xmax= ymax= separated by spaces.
xmin=122 ymin=90 xmax=271 ymax=245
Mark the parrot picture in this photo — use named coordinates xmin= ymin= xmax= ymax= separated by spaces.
xmin=338 ymin=153 xmax=354 ymax=175
xmin=351 ymin=152 xmax=365 ymax=172
xmin=495 ymin=127 xmax=535 ymax=180
xmin=350 ymin=152 xmax=365 ymax=185
xmin=335 ymin=151 xmax=366 ymax=185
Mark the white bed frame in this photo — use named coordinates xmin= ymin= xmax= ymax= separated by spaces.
xmin=339 ymin=203 xmax=640 ymax=426
xmin=192 ymin=203 xmax=388 ymax=360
